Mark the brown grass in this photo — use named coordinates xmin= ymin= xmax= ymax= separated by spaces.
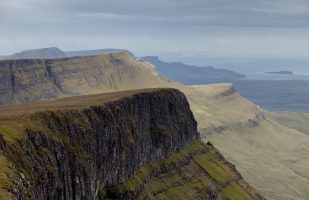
xmin=0 ymin=88 xmax=168 ymax=120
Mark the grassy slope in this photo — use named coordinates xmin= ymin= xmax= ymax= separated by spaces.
xmin=0 ymin=155 xmax=15 ymax=200
xmin=207 ymin=121 xmax=309 ymax=200
xmin=265 ymin=111 xmax=309 ymax=135
xmin=0 ymin=88 xmax=165 ymax=119
xmin=107 ymin=140 xmax=262 ymax=200
xmin=191 ymin=85 xmax=309 ymax=200
xmin=185 ymin=84 xmax=260 ymax=131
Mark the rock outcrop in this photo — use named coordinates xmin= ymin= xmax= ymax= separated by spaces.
xmin=0 ymin=89 xmax=199 ymax=199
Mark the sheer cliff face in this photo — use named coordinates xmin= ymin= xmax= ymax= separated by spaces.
xmin=0 ymin=52 xmax=165 ymax=105
xmin=0 ymin=89 xmax=199 ymax=200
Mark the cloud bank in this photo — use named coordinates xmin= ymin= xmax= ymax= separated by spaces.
xmin=0 ymin=0 xmax=308 ymax=62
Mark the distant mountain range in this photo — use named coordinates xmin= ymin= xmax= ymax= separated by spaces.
xmin=0 ymin=47 xmax=134 ymax=60
xmin=1 ymin=47 xmax=66 ymax=59
xmin=142 ymin=56 xmax=246 ymax=84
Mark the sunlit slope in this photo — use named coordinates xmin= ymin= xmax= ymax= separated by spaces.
xmin=191 ymin=84 xmax=309 ymax=200
xmin=265 ymin=111 xmax=309 ymax=135
xmin=184 ymin=84 xmax=261 ymax=134
xmin=207 ymin=119 xmax=309 ymax=200
xmin=106 ymin=140 xmax=264 ymax=200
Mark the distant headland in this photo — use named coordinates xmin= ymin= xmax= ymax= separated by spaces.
xmin=265 ymin=71 xmax=294 ymax=75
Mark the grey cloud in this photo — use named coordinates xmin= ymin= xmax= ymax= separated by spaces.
xmin=9 ymin=0 xmax=309 ymax=28
xmin=0 ymin=0 xmax=308 ymax=61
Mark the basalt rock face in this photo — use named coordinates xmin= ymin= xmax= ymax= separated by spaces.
xmin=0 ymin=89 xmax=199 ymax=200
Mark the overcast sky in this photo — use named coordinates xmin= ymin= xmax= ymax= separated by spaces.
xmin=0 ymin=0 xmax=309 ymax=64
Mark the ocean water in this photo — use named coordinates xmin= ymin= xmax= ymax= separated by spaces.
xmin=245 ymin=73 xmax=309 ymax=81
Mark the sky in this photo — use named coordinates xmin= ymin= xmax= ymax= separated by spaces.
xmin=0 ymin=0 xmax=309 ymax=73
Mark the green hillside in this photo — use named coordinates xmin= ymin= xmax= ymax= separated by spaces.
xmin=105 ymin=140 xmax=263 ymax=200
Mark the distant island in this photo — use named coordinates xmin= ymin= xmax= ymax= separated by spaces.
xmin=265 ymin=71 xmax=294 ymax=75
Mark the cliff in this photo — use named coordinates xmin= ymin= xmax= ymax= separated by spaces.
xmin=0 ymin=89 xmax=263 ymax=200
xmin=0 ymin=52 xmax=167 ymax=105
